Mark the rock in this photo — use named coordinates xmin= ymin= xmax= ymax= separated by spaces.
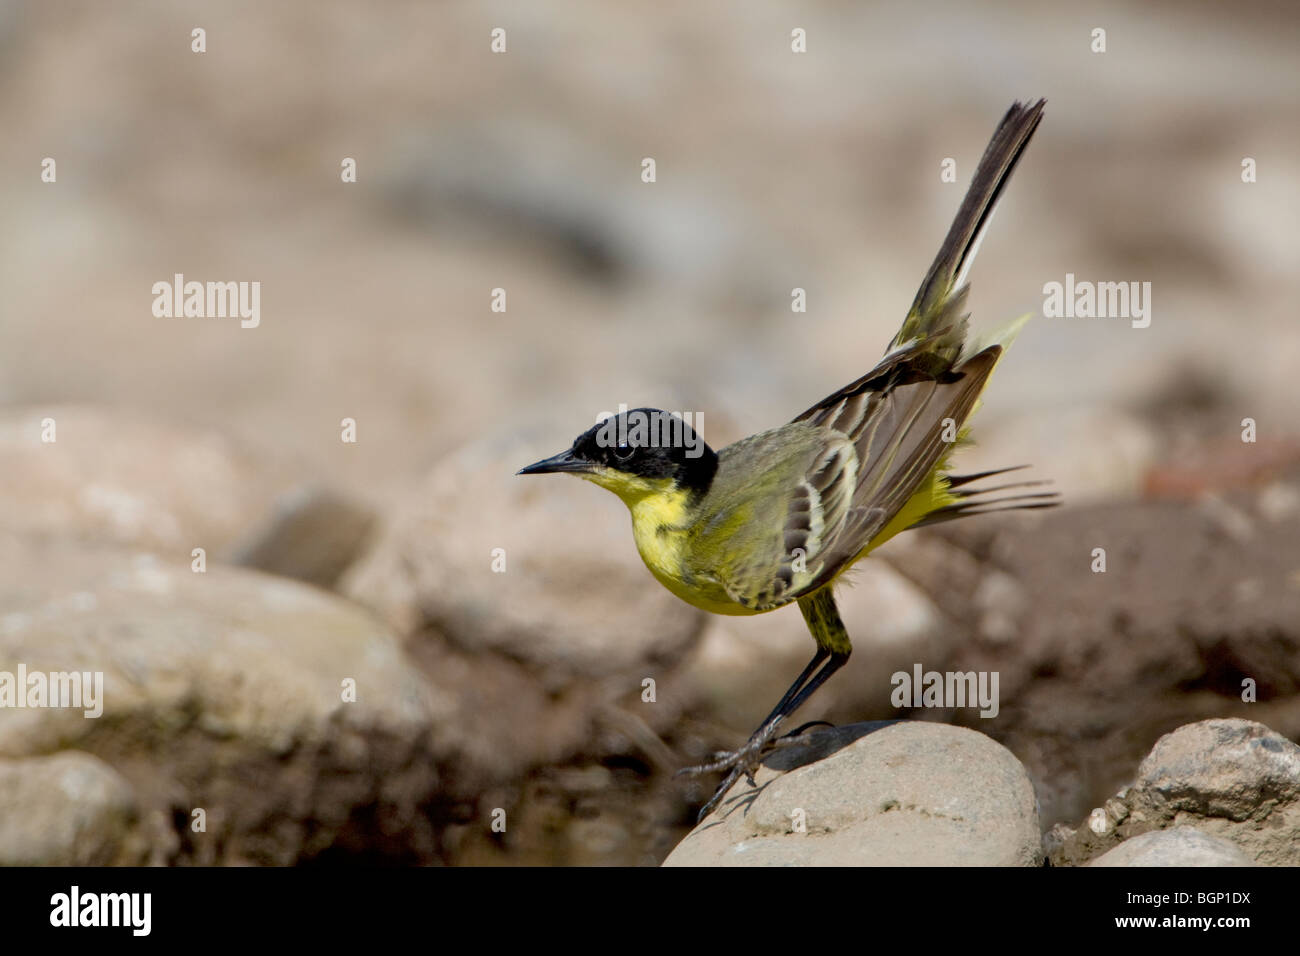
xmin=230 ymin=486 xmax=377 ymax=589
xmin=400 ymin=631 xmax=691 ymax=794
xmin=0 ymin=536 xmax=444 ymax=865
xmin=663 ymin=722 xmax=1042 ymax=866
xmin=0 ymin=405 xmax=293 ymax=556
xmin=889 ymin=485 xmax=1300 ymax=828
xmin=341 ymin=429 xmax=707 ymax=680
xmin=1136 ymin=717 xmax=1300 ymax=822
xmin=1048 ymin=719 xmax=1300 ymax=866
xmin=0 ymin=752 xmax=142 ymax=865
xmin=338 ymin=429 xmax=716 ymax=818
xmin=1089 ymin=828 xmax=1254 ymax=867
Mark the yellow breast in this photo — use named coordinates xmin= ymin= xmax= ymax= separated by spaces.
xmin=583 ymin=468 xmax=753 ymax=615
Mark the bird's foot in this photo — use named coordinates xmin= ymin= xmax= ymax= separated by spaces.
xmin=678 ymin=719 xmax=829 ymax=821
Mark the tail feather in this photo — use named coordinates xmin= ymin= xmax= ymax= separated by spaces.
xmin=950 ymin=479 xmax=1053 ymax=499
xmin=918 ymin=468 xmax=1061 ymax=528
xmin=890 ymin=99 xmax=1046 ymax=362
xmin=915 ymin=494 xmax=1060 ymax=528
xmin=943 ymin=464 xmax=1030 ymax=489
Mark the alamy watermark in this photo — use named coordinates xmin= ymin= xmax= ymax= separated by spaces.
xmin=50 ymin=886 xmax=150 ymax=936
xmin=152 ymin=273 xmax=260 ymax=328
xmin=891 ymin=664 xmax=999 ymax=718
xmin=1043 ymin=273 xmax=1151 ymax=328
xmin=0 ymin=664 xmax=103 ymax=718
xmin=594 ymin=403 xmax=705 ymax=458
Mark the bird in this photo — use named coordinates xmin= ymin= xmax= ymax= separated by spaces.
xmin=519 ymin=99 xmax=1055 ymax=820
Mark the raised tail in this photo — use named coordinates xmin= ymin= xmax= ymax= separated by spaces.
xmin=889 ymin=99 xmax=1046 ymax=364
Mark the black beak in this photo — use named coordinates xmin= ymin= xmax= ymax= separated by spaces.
xmin=517 ymin=448 xmax=595 ymax=476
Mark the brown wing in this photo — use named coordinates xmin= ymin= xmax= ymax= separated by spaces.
xmin=708 ymin=346 xmax=999 ymax=612
xmin=789 ymin=345 xmax=1002 ymax=594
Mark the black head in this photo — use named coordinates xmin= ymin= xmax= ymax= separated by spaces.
xmin=518 ymin=407 xmax=718 ymax=498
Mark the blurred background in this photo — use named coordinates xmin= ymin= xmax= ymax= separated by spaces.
xmin=0 ymin=0 xmax=1297 ymax=865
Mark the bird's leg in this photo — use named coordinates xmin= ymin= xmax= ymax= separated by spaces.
xmin=679 ymin=589 xmax=852 ymax=820
xmin=679 ymin=648 xmax=832 ymax=776
xmin=755 ymin=646 xmax=831 ymax=733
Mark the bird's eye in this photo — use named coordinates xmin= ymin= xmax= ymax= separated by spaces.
xmin=613 ymin=443 xmax=636 ymax=461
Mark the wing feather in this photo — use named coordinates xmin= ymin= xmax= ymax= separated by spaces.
xmin=711 ymin=348 xmax=1000 ymax=609
xmin=713 ymin=433 xmax=856 ymax=611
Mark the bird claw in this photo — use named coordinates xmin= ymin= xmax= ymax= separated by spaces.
xmin=679 ymin=720 xmax=834 ymax=821
xmin=677 ymin=718 xmax=792 ymax=819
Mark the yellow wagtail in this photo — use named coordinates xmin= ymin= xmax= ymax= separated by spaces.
xmin=520 ymin=100 xmax=1055 ymax=819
